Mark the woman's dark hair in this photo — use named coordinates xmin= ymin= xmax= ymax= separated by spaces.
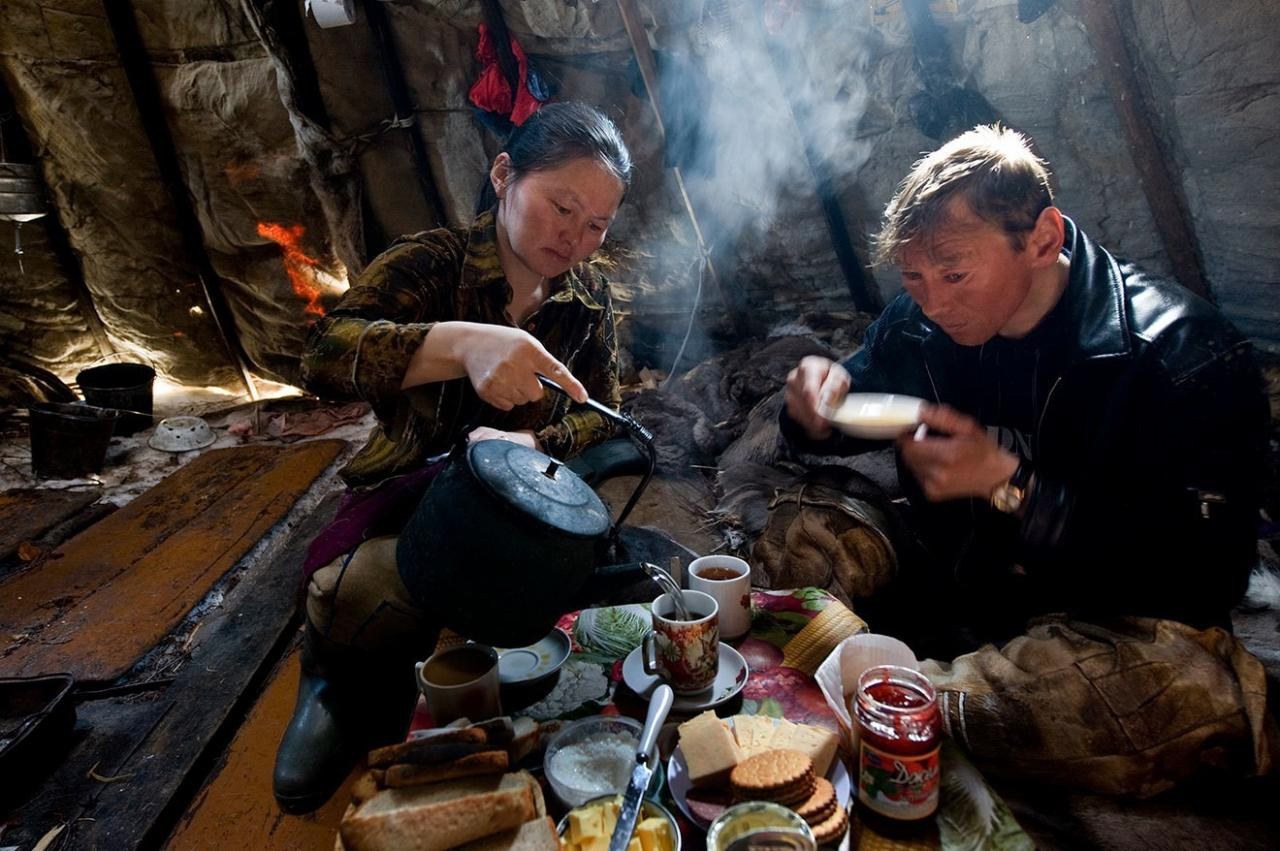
xmin=476 ymin=101 xmax=632 ymax=213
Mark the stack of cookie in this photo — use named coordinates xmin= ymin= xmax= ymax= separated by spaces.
xmin=792 ymin=777 xmax=848 ymax=847
xmin=728 ymin=750 xmax=848 ymax=847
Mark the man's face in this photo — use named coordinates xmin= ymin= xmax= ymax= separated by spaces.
xmin=897 ymin=200 xmax=1040 ymax=346
xmin=494 ymin=155 xmax=625 ymax=281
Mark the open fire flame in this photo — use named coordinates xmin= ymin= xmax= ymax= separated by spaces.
xmin=257 ymin=221 xmax=335 ymax=317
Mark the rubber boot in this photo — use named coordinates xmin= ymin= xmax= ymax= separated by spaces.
xmin=272 ymin=624 xmax=421 ymax=814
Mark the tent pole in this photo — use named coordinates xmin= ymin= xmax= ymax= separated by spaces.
xmin=615 ymin=0 xmax=752 ymax=337
xmin=1076 ymin=0 xmax=1210 ymax=300
xmin=363 ymin=0 xmax=450 ymax=228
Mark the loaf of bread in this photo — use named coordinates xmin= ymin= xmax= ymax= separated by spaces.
xmin=457 ymin=816 xmax=560 ymax=850
xmin=338 ymin=771 xmax=538 ymax=851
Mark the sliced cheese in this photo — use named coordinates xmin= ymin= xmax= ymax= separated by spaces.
xmin=774 ymin=721 xmax=840 ymax=777
xmin=731 ymin=714 xmax=777 ymax=757
xmin=678 ymin=710 xmax=742 ymax=788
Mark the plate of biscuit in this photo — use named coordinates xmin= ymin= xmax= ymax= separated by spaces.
xmin=667 ymin=711 xmax=851 ymax=848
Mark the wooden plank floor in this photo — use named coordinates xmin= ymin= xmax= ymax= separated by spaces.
xmin=0 ymin=440 xmax=343 ymax=682
xmin=1 ymin=490 xmax=342 ymax=849
xmin=0 ymin=486 xmax=101 ymax=564
xmin=164 ymin=642 xmax=361 ymax=851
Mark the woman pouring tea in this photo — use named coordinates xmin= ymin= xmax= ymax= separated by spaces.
xmin=273 ymin=101 xmax=632 ymax=814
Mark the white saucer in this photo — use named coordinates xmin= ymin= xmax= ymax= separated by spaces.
xmin=495 ymin=628 xmax=572 ymax=687
xmin=620 ymin=643 xmax=749 ymax=712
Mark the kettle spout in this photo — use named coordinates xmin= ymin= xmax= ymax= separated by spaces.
xmin=572 ymin=562 xmax=652 ymax=610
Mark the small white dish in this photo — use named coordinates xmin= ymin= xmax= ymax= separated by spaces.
xmin=621 ymin=643 xmax=748 ymax=712
xmin=495 ymin=627 xmax=572 ymax=687
xmin=822 ymin=392 xmax=926 ymax=439
xmin=668 ymin=720 xmax=851 ymax=837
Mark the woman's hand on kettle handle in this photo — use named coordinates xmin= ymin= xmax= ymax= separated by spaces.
xmin=402 ymin=322 xmax=587 ymax=409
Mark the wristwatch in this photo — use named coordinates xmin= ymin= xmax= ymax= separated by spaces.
xmin=990 ymin=459 xmax=1033 ymax=514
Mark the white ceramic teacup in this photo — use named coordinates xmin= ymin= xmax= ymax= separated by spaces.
xmin=688 ymin=555 xmax=752 ymax=640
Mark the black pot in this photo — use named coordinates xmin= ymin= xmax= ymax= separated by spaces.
xmin=397 ymin=439 xmax=645 ymax=647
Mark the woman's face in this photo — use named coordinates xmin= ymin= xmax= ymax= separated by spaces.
xmin=492 ymin=154 xmax=625 ymax=284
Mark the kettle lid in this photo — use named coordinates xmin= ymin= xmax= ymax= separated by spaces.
xmin=467 ymin=439 xmax=611 ymax=538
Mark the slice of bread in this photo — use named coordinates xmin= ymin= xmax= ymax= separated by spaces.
xmin=457 ymin=816 xmax=560 ymax=850
xmin=509 ymin=716 xmax=542 ymax=764
xmin=470 ymin=716 xmax=516 ymax=745
xmin=383 ymin=750 xmax=509 ymax=788
xmin=338 ymin=771 xmax=537 ymax=851
xmin=368 ymin=728 xmax=488 ymax=768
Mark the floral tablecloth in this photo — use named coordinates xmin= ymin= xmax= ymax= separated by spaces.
xmin=411 ymin=587 xmax=850 ymax=733
xmin=408 ymin=587 xmax=1032 ymax=850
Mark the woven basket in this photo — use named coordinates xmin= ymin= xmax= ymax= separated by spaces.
xmin=781 ymin=602 xmax=868 ymax=676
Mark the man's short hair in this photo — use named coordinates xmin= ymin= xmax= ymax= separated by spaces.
xmin=871 ymin=124 xmax=1054 ymax=266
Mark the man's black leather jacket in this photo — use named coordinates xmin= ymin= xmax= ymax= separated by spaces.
xmin=782 ymin=218 xmax=1268 ymax=632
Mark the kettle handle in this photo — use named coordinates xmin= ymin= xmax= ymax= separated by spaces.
xmin=536 ymin=375 xmax=656 ymax=544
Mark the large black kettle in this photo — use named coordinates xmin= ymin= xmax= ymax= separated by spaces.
xmin=396 ymin=383 xmax=655 ymax=647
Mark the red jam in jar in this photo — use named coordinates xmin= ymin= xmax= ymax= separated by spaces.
xmin=853 ymin=665 xmax=941 ymax=834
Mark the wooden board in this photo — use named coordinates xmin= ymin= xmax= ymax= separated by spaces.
xmin=0 ymin=440 xmax=343 ymax=682
xmin=0 ymin=486 xmax=101 ymax=564
xmin=165 ymin=643 xmax=361 ymax=851
xmin=0 ymin=492 xmax=342 ymax=849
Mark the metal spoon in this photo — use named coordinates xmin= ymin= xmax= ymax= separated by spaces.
xmin=640 ymin=561 xmax=689 ymax=621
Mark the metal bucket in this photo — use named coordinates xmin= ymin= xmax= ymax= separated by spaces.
xmin=75 ymin=363 xmax=155 ymax=436
xmin=28 ymin=403 xmax=120 ymax=479
xmin=0 ymin=162 xmax=48 ymax=222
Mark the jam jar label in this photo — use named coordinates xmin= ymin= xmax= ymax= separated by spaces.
xmin=857 ymin=740 xmax=940 ymax=820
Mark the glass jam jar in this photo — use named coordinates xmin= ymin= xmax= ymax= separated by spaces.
xmin=853 ymin=665 xmax=941 ymax=835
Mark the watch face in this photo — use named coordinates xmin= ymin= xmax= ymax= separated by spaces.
xmin=992 ymin=484 xmax=1024 ymax=514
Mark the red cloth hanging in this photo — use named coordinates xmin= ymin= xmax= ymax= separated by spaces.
xmin=468 ymin=24 xmax=542 ymax=126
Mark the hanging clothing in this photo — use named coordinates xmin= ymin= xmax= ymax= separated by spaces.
xmin=468 ymin=24 xmax=546 ymax=127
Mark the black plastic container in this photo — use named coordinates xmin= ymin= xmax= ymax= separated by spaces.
xmin=76 ymin=362 xmax=155 ymax=435
xmin=0 ymin=673 xmax=76 ymax=809
xmin=28 ymin=402 xmax=120 ymax=479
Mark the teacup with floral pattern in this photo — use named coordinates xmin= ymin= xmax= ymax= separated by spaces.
xmin=642 ymin=589 xmax=719 ymax=693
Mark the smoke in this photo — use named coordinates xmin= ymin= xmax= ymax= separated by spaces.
xmin=686 ymin=0 xmax=875 ymax=241
xmin=637 ymin=0 xmax=881 ymax=368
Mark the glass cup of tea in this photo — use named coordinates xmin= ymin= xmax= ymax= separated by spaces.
xmin=688 ymin=555 xmax=753 ymax=640
xmin=415 ymin=643 xmax=502 ymax=725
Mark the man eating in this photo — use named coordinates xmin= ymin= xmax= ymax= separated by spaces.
xmin=780 ymin=125 xmax=1272 ymax=794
